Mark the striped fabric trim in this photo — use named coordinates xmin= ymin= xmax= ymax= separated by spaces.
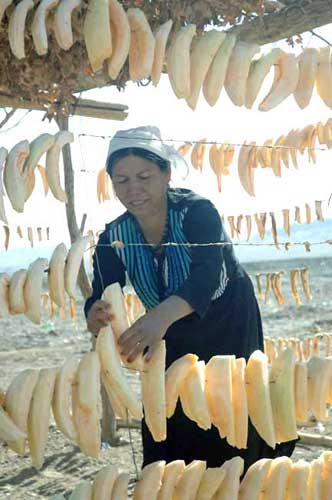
xmin=108 ymin=206 xmax=229 ymax=310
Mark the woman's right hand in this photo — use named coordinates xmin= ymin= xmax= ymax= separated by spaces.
xmin=87 ymin=300 xmax=112 ymax=336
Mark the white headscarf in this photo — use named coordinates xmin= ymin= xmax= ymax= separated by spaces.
xmin=106 ymin=125 xmax=188 ymax=173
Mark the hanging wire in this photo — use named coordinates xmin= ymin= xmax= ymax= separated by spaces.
xmin=77 ymin=132 xmax=331 ymax=152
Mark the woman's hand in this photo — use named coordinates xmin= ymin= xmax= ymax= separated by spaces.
xmin=117 ymin=307 xmax=170 ymax=363
xmin=87 ymin=300 xmax=112 ymax=335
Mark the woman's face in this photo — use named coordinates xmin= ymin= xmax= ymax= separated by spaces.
xmin=111 ymin=155 xmax=171 ymax=218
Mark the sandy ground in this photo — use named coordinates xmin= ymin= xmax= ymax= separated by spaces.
xmin=0 ymin=257 xmax=331 ymax=498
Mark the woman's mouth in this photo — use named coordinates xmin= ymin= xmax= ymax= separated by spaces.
xmin=130 ymin=199 xmax=148 ymax=207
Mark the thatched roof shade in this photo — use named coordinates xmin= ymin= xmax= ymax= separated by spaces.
xmin=1 ymin=0 xmax=331 ymax=110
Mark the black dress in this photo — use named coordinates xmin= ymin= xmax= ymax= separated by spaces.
xmin=84 ymin=188 xmax=296 ymax=471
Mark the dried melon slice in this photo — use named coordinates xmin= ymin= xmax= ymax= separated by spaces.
xmin=245 ymin=350 xmax=276 ymax=448
xmin=165 ymin=353 xmax=198 ymax=418
xmin=141 ymin=341 xmax=167 ymax=442
xmin=205 ymin=355 xmax=235 ymax=444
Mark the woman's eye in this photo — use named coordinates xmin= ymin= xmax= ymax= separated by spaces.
xmin=115 ymin=178 xmax=127 ymax=184
xmin=140 ymin=174 xmax=150 ymax=180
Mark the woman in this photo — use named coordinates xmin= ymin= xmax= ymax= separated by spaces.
xmin=85 ymin=126 xmax=295 ymax=470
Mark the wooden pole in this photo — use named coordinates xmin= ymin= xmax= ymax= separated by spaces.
xmin=55 ymin=113 xmax=92 ymax=300
xmin=298 ymin=432 xmax=332 ymax=448
xmin=0 ymin=95 xmax=128 ymax=121
xmin=55 ymin=112 xmax=119 ymax=445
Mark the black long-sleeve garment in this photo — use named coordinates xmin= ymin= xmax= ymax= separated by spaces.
xmin=84 ymin=187 xmax=296 ymax=470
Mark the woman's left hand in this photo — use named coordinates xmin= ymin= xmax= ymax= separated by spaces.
xmin=118 ymin=308 xmax=170 ymax=363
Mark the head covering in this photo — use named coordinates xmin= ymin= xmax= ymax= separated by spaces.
xmin=106 ymin=125 xmax=188 ymax=173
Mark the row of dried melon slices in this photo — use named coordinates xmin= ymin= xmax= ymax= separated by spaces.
xmin=264 ymin=333 xmax=332 ymax=365
xmin=0 ymin=131 xmax=73 ymax=223
xmin=0 ymin=235 xmax=88 ymax=323
xmin=177 ymin=118 xmax=332 ymax=195
xmin=253 ymin=267 xmax=311 ymax=307
xmin=50 ymin=452 xmax=332 ymax=500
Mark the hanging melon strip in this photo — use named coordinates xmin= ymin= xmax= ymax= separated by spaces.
xmin=0 ymin=147 xmax=8 ymax=224
xmin=31 ymin=0 xmax=59 ymax=56
xmin=107 ymin=0 xmax=131 ymax=80
xmin=103 ymin=282 xmax=143 ymax=370
xmin=259 ymin=52 xmax=299 ymax=111
xmin=133 ymin=460 xmax=165 ymax=500
xmin=203 ymin=34 xmax=237 ymax=107
xmin=293 ymin=48 xmax=319 ymax=109
xmin=205 ymin=355 xmax=234 ymax=443
xmin=4 ymin=368 xmax=39 ymax=455
xmin=186 ymin=30 xmax=226 ymax=110
xmin=224 ymin=41 xmax=260 ymax=107
xmin=0 ymin=405 xmax=26 ymax=449
xmin=45 ymin=131 xmax=73 ymax=203
xmin=52 ymin=357 xmax=78 ymax=441
xmin=321 ymin=451 xmax=332 ymax=500
xmin=167 ymin=24 xmax=196 ymax=99
xmin=0 ymin=0 xmax=13 ymax=22
xmin=232 ymin=357 xmax=248 ymax=449
xmin=8 ymin=269 xmax=27 ymax=315
xmin=184 ymin=360 xmax=211 ymax=431
xmin=3 ymin=140 xmax=29 ymax=213
xmin=151 ymin=19 xmax=173 ymax=86
xmin=196 ymin=466 xmax=226 ymax=500
xmin=286 ymin=459 xmax=310 ymax=500
xmin=245 ymin=350 xmax=276 ymax=449
xmin=28 ymin=367 xmax=57 ymax=469
xmin=95 ymin=322 xmax=142 ymax=420
xmin=238 ymin=458 xmax=272 ymax=500
xmin=127 ymin=8 xmax=155 ymax=81
xmin=214 ymin=456 xmax=244 ymax=500
xmin=24 ymin=258 xmax=48 ymax=324
xmin=294 ymin=361 xmax=308 ymax=424
xmin=316 ymin=47 xmax=332 ymax=108
xmin=165 ymin=353 xmax=198 ymax=418
xmin=307 ymin=356 xmax=332 ymax=422
xmin=245 ymin=48 xmax=282 ymax=109
xmin=261 ymin=456 xmax=292 ymax=500
xmin=173 ymin=460 xmax=206 ymax=500
xmin=269 ymin=348 xmax=297 ymax=443
xmin=48 ymin=243 xmax=67 ymax=308
xmin=92 ymin=465 xmax=118 ymax=499
xmin=141 ymin=341 xmax=167 ymax=442
xmin=8 ymin=0 xmax=34 ymax=59
xmin=307 ymin=457 xmax=324 ymax=500
xmin=53 ymin=0 xmax=82 ymax=51
xmin=84 ymin=0 xmax=112 ymax=72
xmin=72 ymin=352 xmax=101 ymax=458
xmin=157 ymin=460 xmax=186 ymax=500
xmin=111 ymin=472 xmax=129 ymax=499
xmin=64 ymin=235 xmax=89 ymax=299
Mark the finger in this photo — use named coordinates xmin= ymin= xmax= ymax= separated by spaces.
xmin=126 ymin=341 xmax=148 ymax=363
xmin=144 ymin=343 xmax=159 ymax=363
xmin=95 ymin=310 xmax=112 ymax=323
xmin=118 ymin=325 xmax=140 ymax=346
xmin=120 ymin=333 xmax=144 ymax=357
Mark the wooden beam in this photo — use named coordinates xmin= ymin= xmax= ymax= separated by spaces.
xmin=0 ymin=94 xmax=128 ymax=121
xmin=298 ymin=431 xmax=332 ymax=448
xmin=231 ymin=0 xmax=332 ymax=45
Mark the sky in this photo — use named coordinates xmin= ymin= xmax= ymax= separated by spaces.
xmin=1 ymin=23 xmax=332 ymax=267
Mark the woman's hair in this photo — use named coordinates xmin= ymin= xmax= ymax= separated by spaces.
xmin=106 ymin=147 xmax=171 ymax=177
